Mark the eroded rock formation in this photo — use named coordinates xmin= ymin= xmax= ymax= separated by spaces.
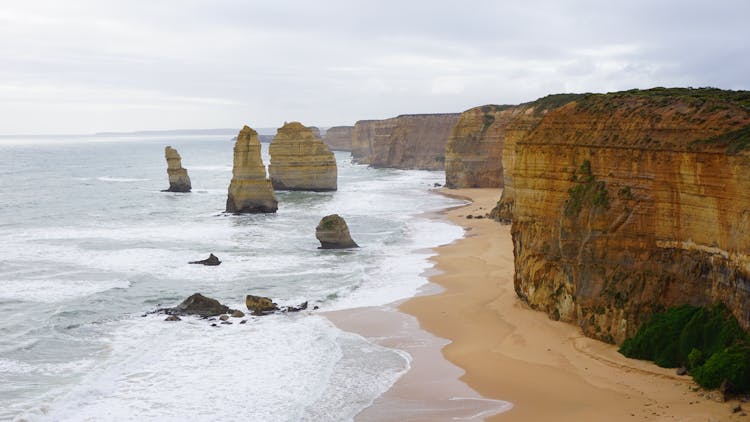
xmin=226 ymin=126 xmax=278 ymax=213
xmin=163 ymin=146 xmax=191 ymax=192
xmin=268 ymin=122 xmax=337 ymax=191
xmin=167 ymin=293 xmax=229 ymax=317
xmin=502 ymin=88 xmax=750 ymax=344
xmin=323 ymin=126 xmax=354 ymax=151
xmin=351 ymin=114 xmax=459 ymax=170
xmin=316 ymin=214 xmax=358 ymax=249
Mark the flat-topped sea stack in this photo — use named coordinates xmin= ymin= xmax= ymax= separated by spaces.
xmin=500 ymin=88 xmax=750 ymax=344
xmin=226 ymin=125 xmax=278 ymax=213
xmin=163 ymin=146 xmax=191 ymax=192
xmin=351 ymin=113 xmax=460 ymax=170
xmin=323 ymin=126 xmax=354 ymax=151
xmin=268 ymin=122 xmax=337 ymax=191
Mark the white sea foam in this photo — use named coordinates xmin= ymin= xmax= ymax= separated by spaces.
xmin=97 ymin=177 xmax=150 ymax=182
xmin=0 ymin=279 xmax=131 ymax=303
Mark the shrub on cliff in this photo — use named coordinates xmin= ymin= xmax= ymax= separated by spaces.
xmin=619 ymin=303 xmax=750 ymax=392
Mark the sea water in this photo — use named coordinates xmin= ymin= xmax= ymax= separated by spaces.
xmin=0 ymin=134 xmax=471 ymax=421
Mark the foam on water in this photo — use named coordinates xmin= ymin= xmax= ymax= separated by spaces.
xmin=0 ymin=138 xmax=482 ymax=421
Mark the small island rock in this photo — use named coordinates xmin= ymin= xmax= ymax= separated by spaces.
xmin=169 ymin=293 xmax=229 ymax=317
xmin=316 ymin=214 xmax=359 ymax=249
xmin=163 ymin=146 xmax=191 ymax=192
xmin=246 ymin=294 xmax=279 ymax=315
xmin=188 ymin=253 xmax=221 ymax=266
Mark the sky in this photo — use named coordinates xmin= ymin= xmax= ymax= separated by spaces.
xmin=1 ymin=0 xmax=749 ymax=134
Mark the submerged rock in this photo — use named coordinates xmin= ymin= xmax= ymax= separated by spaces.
xmin=246 ymin=294 xmax=279 ymax=315
xmin=163 ymin=146 xmax=191 ymax=192
xmin=226 ymin=126 xmax=278 ymax=213
xmin=315 ymin=214 xmax=359 ymax=249
xmin=230 ymin=309 xmax=245 ymax=318
xmin=168 ymin=293 xmax=229 ymax=317
xmin=188 ymin=253 xmax=221 ymax=266
xmin=165 ymin=315 xmax=181 ymax=322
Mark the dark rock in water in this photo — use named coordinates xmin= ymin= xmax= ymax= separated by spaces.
xmin=434 ymin=182 xmax=442 ymax=187
xmin=189 ymin=253 xmax=221 ymax=266
xmin=676 ymin=366 xmax=688 ymax=376
xmin=239 ymin=320 xmax=247 ymax=324
xmin=283 ymin=301 xmax=308 ymax=313
xmin=230 ymin=310 xmax=245 ymax=318
xmin=169 ymin=293 xmax=229 ymax=317
xmin=246 ymin=294 xmax=278 ymax=315
xmin=220 ymin=321 xmax=232 ymax=325
xmin=165 ymin=315 xmax=181 ymax=322
xmin=211 ymin=323 xmax=218 ymax=327
xmin=313 ymin=305 xmax=319 ymax=310
xmin=315 ymin=214 xmax=358 ymax=249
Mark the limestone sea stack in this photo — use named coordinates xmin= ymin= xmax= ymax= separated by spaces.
xmin=316 ymin=214 xmax=358 ymax=249
xmin=163 ymin=146 xmax=191 ymax=192
xmin=268 ymin=122 xmax=337 ymax=191
xmin=323 ymin=126 xmax=354 ymax=151
xmin=226 ymin=126 xmax=278 ymax=213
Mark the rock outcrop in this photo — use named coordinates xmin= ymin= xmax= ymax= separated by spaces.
xmin=502 ymin=88 xmax=750 ymax=344
xmin=167 ymin=293 xmax=229 ymax=317
xmin=308 ymin=126 xmax=322 ymax=139
xmin=316 ymin=214 xmax=359 ymax=249
xmin=323 ymin=126 xmax=354 ymax=151
xmin=226 ymin=126 xmax=278 ymax=213
xmin=268 ymin=122 xmax=337 ymax=191
xmin=245 ymin=294 xmax=278 ymax=315
xmin=188 ymin=253 xmax=221 ymax=266
xmin=163 ymin=146 xmax=191 ymax=192
xmin=351 ymin=114 xmax=460 ymax=170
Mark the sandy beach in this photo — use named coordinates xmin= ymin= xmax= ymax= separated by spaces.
xmin=395 ymin=188 xmax=744 ymax=421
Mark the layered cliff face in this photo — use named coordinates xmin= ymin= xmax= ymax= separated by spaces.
xmin=163 ymin=146 xmax=191 ymax=192
xmin=323 ymin=126 xmax=354 ymax=151
xmin=351 ymin=114 xmax=459 ymax=170
xmin=226 ymin=126 xmax=278 ymax=213
xmin=507 ymin=88 xmax=750 ymax=344
xmin=268 ymin=122 xmax=337 ymax=191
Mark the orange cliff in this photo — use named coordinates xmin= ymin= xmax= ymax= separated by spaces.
xmin=496 ymin=88 xmax=750 ymax=344
xmin=351 ymin=113 xmax=459 ymax=170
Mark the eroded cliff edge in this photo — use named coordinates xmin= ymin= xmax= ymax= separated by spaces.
xmin=351 ymin=113 xmax=459 ymax=170
xmin=502 ymin=88 xmax=750 ymax=344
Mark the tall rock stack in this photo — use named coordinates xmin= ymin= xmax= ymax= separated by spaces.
xmin=268 ymin=122 xmax=337 ymax=191
xmin=226 ymin=125 xmax=278 ymax=213
xmin=323 ymin=126 xmax=354 ymax=151
xmin=163 ymin=146 xmax=191 ymax=192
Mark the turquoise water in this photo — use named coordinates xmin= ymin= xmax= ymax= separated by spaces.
xmin=0 ymin=135 xmax=467 ymax=421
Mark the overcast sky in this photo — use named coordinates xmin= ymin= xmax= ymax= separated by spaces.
xmin=1 ymin=0 xmax=749 ymax=134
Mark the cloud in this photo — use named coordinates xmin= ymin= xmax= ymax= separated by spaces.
xmin=0 ymin=0 xmax=748 ymax=133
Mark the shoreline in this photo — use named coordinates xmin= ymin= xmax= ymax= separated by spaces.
xmin=399 ymin=188 xmax=740 ymax=421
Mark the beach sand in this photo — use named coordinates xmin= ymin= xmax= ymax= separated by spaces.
xmin=330 ymin=188 xmax=744 ymax=421
xmin=400 ymin=188 xmax=743 ymax=421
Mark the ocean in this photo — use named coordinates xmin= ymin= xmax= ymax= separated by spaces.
xmin=0 ymin=133 xmax=488 ymax=421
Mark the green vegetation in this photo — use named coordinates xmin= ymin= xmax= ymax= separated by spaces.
xmin=619 ymin=303 xmax=750 ymax=392
xmin=564 ymin=160 xmax=610 ymax=217
xmin=524 ymin=93 xmax=587 ymax=115
xmin=690 ymin=124 xmax=750 ymax=154
xmin=578 ymin=87 xmax=750 ymax=110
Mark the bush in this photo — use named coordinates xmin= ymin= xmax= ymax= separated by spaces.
xmin=619 ymin=303 xmax=750 ymax=392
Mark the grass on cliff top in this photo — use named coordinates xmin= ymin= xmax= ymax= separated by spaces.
xmin=577 ymin=87 xmax=750 ymax=110
xmin=522 ymin=93 xmax=588 ymax=115
xmin=619 ymin=303 xmax=750 ymax=392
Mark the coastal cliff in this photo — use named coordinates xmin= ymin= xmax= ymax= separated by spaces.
xmin=226 ymin=125 xmax=278 ymax=213
xmin=504 ymin=88 xmax=750 ymax=344
xmin=351 ymin=114 xmax=459 ymax=170
xmin=323 ymin=126 xmax=354 ymax=151
xmin=268 ymin=122 xmax=337 ymax=191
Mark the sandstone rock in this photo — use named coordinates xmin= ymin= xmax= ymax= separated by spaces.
xmin=351 ymin=114 xmax=460 ymax=170
xmin=226 ymin=126 xmax=278 ymax=213
xmin=316 ymin=214 xmax=358 ymax=249
xmin=219 ymin=314 xmax=229 ymax=321
xmin=230 ymin=309 xmax=245 ymax=318
xmin=163 ymin=146 xmax=191 ymax=192
xmin=323 ymin=126 xmax=354 ymax=151
xmin=308 ymin=126 xmax=322 ymax=139
xmin=503 ymin=88 xmax=750 ymax=343
xmin=169 ymin=293 xmax=229 ymax=317
xmin=732 ymin=403 xmax=743 ymax=413
xmin=268 ymin=122 xmax=337 ymax=191
xmin=246 ymin=294 xmax=278 ymax=315
xmin=188 ymin=253 xmax=221 ymax=266
xmin=165 ymin=315 xmax=181 ymax=321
